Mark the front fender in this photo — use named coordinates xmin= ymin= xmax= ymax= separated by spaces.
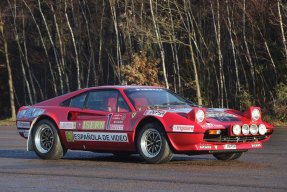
xmin=132 ymin=115 xmax=167 ymax=144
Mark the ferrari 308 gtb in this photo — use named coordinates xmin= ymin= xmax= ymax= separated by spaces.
xmin=16 ymin=86 xmax=273 ymax=163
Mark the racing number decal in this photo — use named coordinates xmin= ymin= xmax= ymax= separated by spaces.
xmin=106 ymin=114 xmax=113 ymax=130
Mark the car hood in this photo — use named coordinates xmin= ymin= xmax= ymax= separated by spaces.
xmin=162 ymin=107 xmax=245 ymax=124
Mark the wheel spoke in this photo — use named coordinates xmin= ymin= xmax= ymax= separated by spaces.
xmin=37 ymin=126 xmax=54 ymax=151
xmin=141 ymin=128 xmax=163 ymax=157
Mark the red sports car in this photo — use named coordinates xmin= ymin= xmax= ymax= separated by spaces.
xmin=16 ymin=86 xmax=273 ymax=163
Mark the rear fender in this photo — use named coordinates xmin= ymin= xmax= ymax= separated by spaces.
xmin=27 ymin=114 xmax=59 ymax=151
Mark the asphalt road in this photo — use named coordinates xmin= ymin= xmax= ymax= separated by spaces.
xmin=0 ymin=126 xmax=286 ymax=192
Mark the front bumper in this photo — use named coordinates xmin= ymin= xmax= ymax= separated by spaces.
xmin=167 ymin=132 xmax=269 ymax=152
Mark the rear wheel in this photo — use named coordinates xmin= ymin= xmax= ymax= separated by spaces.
xmin=32 ymin=119 xmax=66 ymax=159
xmin=137 ymin=122 xmax=173 ymax=164
xmin=213 ymin=152 xmax=243 ymax=161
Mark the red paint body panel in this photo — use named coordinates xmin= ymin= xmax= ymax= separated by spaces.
xmin=16 ymin=86 xmax=274 ymax=155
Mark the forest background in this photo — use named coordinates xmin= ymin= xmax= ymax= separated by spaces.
xmin=0 ymin=0 xmax=286 ymax=124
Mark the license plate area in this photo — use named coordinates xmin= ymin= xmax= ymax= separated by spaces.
xmin=224 ymin=144 xmax=236 ymax=149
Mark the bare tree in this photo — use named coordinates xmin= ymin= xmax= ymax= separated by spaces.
xmin=168 ymin=0 xmax=181 ymax=93
xmin=278 ymin=0 xmax=287 ymax=62
xmin=7 ymin=0 xmax=34 ymax=104
xmin=65 ymin=0 xmax=81 ymax=90
xmin=226 ymin=0 xmax=240 ymax=98
xmin=109 ymin=0 xmax=123 ymax=83
xmin=0 ymin=12 xmax=16 ymax=120
xmin=243 ymin=0 xmax=256 ymax=104
xmin=23 ymin=0 xmax=58 ymax=96
xmin=211 ymin=0 xmax=225 ymax=107
xmin=38 ymin=0 xmax=64 ymax=94
xmin=149 ymin=0 xmax=169 ymax=89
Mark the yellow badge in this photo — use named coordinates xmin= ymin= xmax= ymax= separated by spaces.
xmin=83 ymin=121 xmax=105 ymax=130
xmin=132 ymin=112 xmax=137 ymax=118
xmin=65 ymin=131 xmax=74 ymax=142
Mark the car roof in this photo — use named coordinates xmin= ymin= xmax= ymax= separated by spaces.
xmin=34 ymin=85 xmax=165 ymax=106
xmin=85 ymin=85 xmax=164 ymax=90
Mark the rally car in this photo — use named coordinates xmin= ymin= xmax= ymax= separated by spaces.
xmin=16 ymin=86 xmax=273 ymax=163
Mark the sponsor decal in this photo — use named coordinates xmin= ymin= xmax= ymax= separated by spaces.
xmin=207 ymin=112 xmax=240 ymax=122
xmin=19 ymin=108 xmax=45 ymax=119
xmin=112 ymin=114 xmax=124 ymax=120
xmin=106 ymin=114 xmax=113 ymax=130
xmin=17 ymin=109 xmax=27 ymax=118
xmin=121 ymin=114 xmax=126 ymax=120
xmin=65 ymin=131 xmax=74 ymax=142
xmin=207 ymin=112 xmax=237 ymax=118
xmin=132 ymin=112 xmax=137 ymax=118
xmin=18 ymin=129 xmax=29 ymax=137
xmin=202 ymin=123 xmax=225 ymax=129
xmin=82 ymin=121 xmax=105 ymax=130
xmin=206 ymin=108 xmax=229 ymax=112
xmin=59 ymin=122 xmax=76 ymax=130
xmin=214 ymin=145 xmax=218 ymax=150
xmin=199 ymin=145 xmax=212 ymax=149
xmin=224 ymin=144 xmax=236 ymax=149
xmin=113 ymin=120 xmax=123 ymax=124
xmin=144 ymin=110 xmax=166 ymax=117
xmin=109 ymin=124 xmax=124 ymax=130
xmin=252 ymin=143 xmax=261 ymax=148
xmin=33 ymin=108 xmax=45 ymax=117
xmin=212 ymin=117 xmax=241 ymax=122
xmin=17 ymin=121 xmax=30 ymax=128
xmin=23 ymin=109 xmax=33 ymax=118
xmin=73 ymin=132 xmax=128 ymax=142
xmin=172 ymin=125 xmax=194 ymax=132
xmin=163 ymin=108 xmax=192 ymax=113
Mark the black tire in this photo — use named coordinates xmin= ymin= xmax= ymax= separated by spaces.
xmin=137 ymin=122 xmax=173 ymax=164
xmin=32 ymin=119 xmax=67 ymax=159
xmin=213 ymin=152 xmax=243 ymax=161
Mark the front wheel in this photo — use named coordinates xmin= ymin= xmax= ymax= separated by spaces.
xmin=32 ymin=119 xmax=66 ymax=159
xmin=213 ymin=152 xmax=243 ymax=161
xmin=137 ymin=122 xmax=173 ymax=164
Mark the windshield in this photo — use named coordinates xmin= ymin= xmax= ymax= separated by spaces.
xmin=124 ymin=88 xmax=196 ymax=110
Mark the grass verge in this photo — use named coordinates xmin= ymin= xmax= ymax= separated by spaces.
xmin=0 ymin=119 xmax=16 ymax=126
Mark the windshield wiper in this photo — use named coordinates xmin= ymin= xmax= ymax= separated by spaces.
xmin=139 ymin=104 xmax=169 ymax=109
xmin=139 ymin=102 xmax=200 ymax=109
xmin=162 ymin=102 xmax=186 ymax=106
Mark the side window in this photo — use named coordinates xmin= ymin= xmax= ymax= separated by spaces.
xmin=61 ymin=99 xmax=71 ymax=107
xmin=70 ymin=93 xmax=87 ymax=108
xmin=85 ymin=90 xmax=131 ymax=112
xmin=117 ymin=95 xmax=131 ymax=112
xmin=86 ymin=90 xmax=118 ymax=112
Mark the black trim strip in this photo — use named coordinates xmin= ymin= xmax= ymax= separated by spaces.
xmin=209 ymin=149 xmax=248 ymax=153
xmin=59 ymin=130 xmax=134 ymax=133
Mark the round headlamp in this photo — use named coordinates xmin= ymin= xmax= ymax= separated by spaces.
xmin=242 ymin=124 xmax=250 ymax=135
xmin=196 ymin=109 xmax=205 ymax=123
xmin=232 ymin=124 xmax=241 ymax=136
xmin=252 ymin=108 xmax=260 ymax=121
xmin=250 ymin=124 xmax=258 ymax=135
xmin=258 ymin=124 xmax=267 ymax=135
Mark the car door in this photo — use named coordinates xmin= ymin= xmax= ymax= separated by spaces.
xmin=76 ymin=89 xmax=133 ymax=151
xmin=59 ymin=91 xmax=88 ymax=149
